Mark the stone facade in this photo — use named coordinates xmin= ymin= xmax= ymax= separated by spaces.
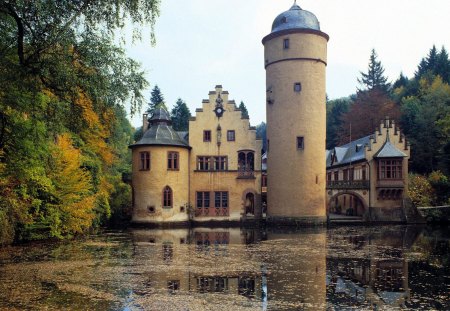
xmin=263 ymin=4 xmax=329 ymax=224
xmin=189 ymin=86 xmax=262 ymax=222
xmin=130 ymin=86 xmax=262 ymax=225
xmin=326 ymin=117 xmax=411 ymax=222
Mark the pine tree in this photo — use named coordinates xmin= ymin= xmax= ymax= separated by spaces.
xmin=256 ymin=122 xmax=267 ymax=152
xmin=147 ymin=85 xmax=165 ymax=112
xmin=392 ymin=72 xmax=409 ymax=90
xmin=416 ymin=45 xmax=438 ymax=78
xmin=239 ymin=101 xmax=249 ymax=119
xmin=436 ymin=46 xmax=450 ymax=83
xmin=358 ymin=49 xmax=390 ymax=92
xmin=171 ymin=98 xmax=191 ymax=131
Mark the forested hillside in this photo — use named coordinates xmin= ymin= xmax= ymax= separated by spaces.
xmin=327 ymin=47 xmax=450 ymax=206
xmin=0 ymin=0 xmax=161 ymax=245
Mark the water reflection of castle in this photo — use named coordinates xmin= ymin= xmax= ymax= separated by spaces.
xmin=128 ymin=227 xmax=419 ymax=310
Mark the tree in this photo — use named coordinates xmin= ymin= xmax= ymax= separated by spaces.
xmin=171 ymin=98 xmax=191 ymax=131
xmin=326 ymin=97 xmax=352 ymax=149
xmin=239 ymin=101 xmax=249 ymax=119
xmin=147 ymin=85 xmax=165 ymax=112
xmin=436 ymin=47 xmax=450 ymax=83
xmin=415 ymin=45 xmax=450 ymax=84
xmin=0 ymin=0 xmax=161 ymax=243
xmin=416 ymin=45 xmax=439 ymax=79
xmin=337 ymin=89 xmax=400 ymax=145
xmin=256 ymin=122 xmax=267 ymax=152
xmin=358 ymin=49 xmax=390 ymax=92
xmin=400 ymin=76 xmax=450 ymax=174
xmin=408 ymin=174 xmax=435 ymax=207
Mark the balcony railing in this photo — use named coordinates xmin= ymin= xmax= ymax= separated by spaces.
xmin=195 ymin=207 xmax=229 ymax=217
xmin=237 ymin=167 xmax=255 ymax=179
xmin=326 ymin=180 xmax=370 ymax=190
xmin=376 ymin=179 xmax=404 ymax=188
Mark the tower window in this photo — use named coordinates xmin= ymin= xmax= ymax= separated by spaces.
xmin=283 ymin=38 xmax=289 ymax=49
xmin=167 ymin=151 xmax=179 ymax=170
xmin=163 ymin=186 xmax=173 ymax=208
xmin=139 ymin=152 xmax=150 ymax=170
xmin=297 ymin=136 xmax=304 ymax=150
xmin=294 ymin=82 xmax=302 ymax=92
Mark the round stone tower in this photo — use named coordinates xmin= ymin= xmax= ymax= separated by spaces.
xmin=129 ymin=108 xmax=191 ymax=225
xmin=262 ymin=2 xmax=328 ymax=224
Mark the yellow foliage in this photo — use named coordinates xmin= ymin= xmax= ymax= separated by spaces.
xmin=74 ymin=90 xmax=116 ymax=166
xmin=49 ymin=134 xmax=96 ymax=235
xmin=83 ymin=130 xmax=115 ymax=165
xmin=75 ymin=90 xmax=100 ymax=129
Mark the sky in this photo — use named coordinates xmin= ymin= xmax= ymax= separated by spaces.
xmin=124 ymin=0 xmax=450 ymax=128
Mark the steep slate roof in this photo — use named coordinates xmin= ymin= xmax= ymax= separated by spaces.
xmin=129 ymin=108 xmax=190 ymax=149
xmin=326 ymin=132 xmax=407 ymax=168
xmin=373 ymin=137 xmax=407 ymax=158
xmin=326 ymin=135 xmax=372 ymax=168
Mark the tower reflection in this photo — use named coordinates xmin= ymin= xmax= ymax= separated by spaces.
xmin=128 ymin=226 xmax=422 ymax=310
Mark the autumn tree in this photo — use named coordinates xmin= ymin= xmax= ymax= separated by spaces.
xmin=337 ymin=50 xmax=398 ymax=144
xmin=0 ymin=0 xmax=161 ymax=243
xmin=337 ymin=90 xmax=400 ymax=144
xmin=171 ymin=98 xmax=191 ymax=131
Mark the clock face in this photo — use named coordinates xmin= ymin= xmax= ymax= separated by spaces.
xmin=214 ymin=106 xmax=224 ymax=117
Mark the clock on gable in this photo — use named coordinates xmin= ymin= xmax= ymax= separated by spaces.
xmin=214 ymin=92 xmax=225 ymax=118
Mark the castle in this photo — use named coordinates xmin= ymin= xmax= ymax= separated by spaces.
xmin=130 ymin=86 xmax=262 ymax=225
xmin=129 ymin=3 xmax=411 ymax=226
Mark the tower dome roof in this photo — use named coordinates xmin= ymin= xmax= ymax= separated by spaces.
xmin=129 ymin=107 xmax=190 ymax=149
xmin=149 ymin=107 xmax=171 ymax=124
xmin=271 ymin=2 xmax=320 ymax=34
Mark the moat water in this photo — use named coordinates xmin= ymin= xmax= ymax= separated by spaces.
xmin=0 ymin=226 xmax=449 ymax=310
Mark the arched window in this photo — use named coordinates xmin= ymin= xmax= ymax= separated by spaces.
xmin=238 ymin=150 xmax=255 ymax=178
xmin=163 ymin=186 xmax=173 ymax=208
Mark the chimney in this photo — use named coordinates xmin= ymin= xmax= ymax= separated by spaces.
xmin=143 ymin=113 xmax=149 ymax=132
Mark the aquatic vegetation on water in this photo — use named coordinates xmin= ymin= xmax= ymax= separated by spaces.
xmin=0 ymin=226 xmax=448 ymax=310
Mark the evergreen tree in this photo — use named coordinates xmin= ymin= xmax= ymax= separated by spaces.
xmin=171 ymin=98 xmax=191 ymax=131
xmin=239 ymin=101 xmax=249 ymax=119
xmin=147 ymin=85 xmax=165 ymax=112
xmin=358 ymin=49 xmax=390 ymax=92
xmin=326 ymin=97 xmax=352 ymax=149
xmin=392 ymin=72 xmax=409 ymax=90
xmin=256 ymin=122 xmax=267 ymax=152
xmin=436 ymin=47 xmax=450 ymax=83
xmin=416 ymin=45 xmax=439 ymax=78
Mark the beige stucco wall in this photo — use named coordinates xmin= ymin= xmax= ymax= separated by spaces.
xmin=264 ymin=32 xmax=328 ymax=221
xmin=131 ymin=145 xmax=190 ymax=223
xmin=366 ymin=120 xmax=410 ymax=219
xmin=189 ymin=86 xmax=262 ymax=222
xmin=326 ymin=118 xmax=411 ymax=221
